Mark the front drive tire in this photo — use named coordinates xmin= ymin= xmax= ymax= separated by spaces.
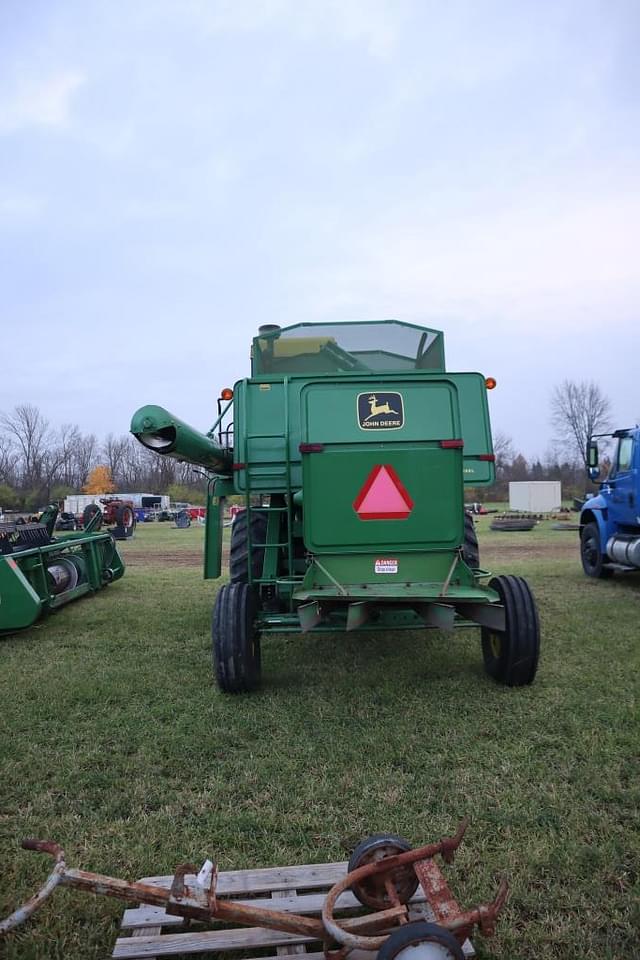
xmin=462 ymin=511 xmax=480 ymax=568
xmin=212 ymin=582 xmax=261 ymax=693
xmin=580 ymin=522 xmax=612 ymax=578
xmin=481 ymin=575 xmax=540 ymax=686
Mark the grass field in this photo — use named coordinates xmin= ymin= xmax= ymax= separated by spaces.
xmin=1 ymin=518 xmax=638 ymax=959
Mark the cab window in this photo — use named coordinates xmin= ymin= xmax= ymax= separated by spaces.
xmin=616 ymin=437 xmax=633 ymax=473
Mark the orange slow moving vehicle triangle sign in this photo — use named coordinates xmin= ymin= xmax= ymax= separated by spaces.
xmin=353 ymin=464 xmax=414 ymax=520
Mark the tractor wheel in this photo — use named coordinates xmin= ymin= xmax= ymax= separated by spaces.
xmin=462 ymin=511 xmax=479 ymax=568
xmin=115 ymin=504 xmax=136 ymax=536
xmin=212 ymin=582 xmax=261 ymax=693
xmin=580 ymin=522 xmax=612 ymax=578
xmin=378 ymin=921 xmax=464 ymax=960
xmin=82 ymin=504 xmax=102 ymax=530
xmin=481 ymin=575 xmax=540 ymax=686
xmin=230 ymin=509 xmax=268 ymax=583
xmin=348 ymin=834 xmax=418 ymax=910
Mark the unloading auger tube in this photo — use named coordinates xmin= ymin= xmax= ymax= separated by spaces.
xmin=130 ymin=404 xmax=233 ymax=474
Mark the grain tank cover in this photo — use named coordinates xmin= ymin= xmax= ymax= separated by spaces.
xmin=252 ymin=321 xmax=445 ymax=376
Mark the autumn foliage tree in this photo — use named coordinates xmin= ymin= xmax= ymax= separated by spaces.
xmin=83 ymin=465 xmax=116 ymax=494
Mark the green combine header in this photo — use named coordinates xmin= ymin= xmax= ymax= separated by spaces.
xmin=0 ymin=505 xmax=125 ymax=633
xmin=132 ymin=320 xmax=540 ymax=692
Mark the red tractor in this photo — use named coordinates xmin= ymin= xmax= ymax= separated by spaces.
xmin=82 ymin=498 xmax=136 ymax=539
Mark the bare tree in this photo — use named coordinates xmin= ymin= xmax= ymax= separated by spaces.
xmin=551 ymin=380 xmax=612 ymax=468
xmin=102 ymin=433 xmax=130 ymax=488
xmin=73 ymin=433 xmax=98 ymax=489
xmin=0 ymin=404 xmax=49 ymax=488
xmin=492 ymin=430 xmax=515 ymax=478
xmin=0 ymin=434 xmax=18 ymax=485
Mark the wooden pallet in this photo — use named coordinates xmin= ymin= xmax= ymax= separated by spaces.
xmin=112 ymin=859 xmax=475 ymax=959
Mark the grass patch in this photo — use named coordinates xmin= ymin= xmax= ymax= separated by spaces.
xmin=1 ymin=521 xmax=639 ymax=959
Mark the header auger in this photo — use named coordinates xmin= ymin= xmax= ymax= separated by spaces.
xmin=131 ymin=320 xmax=540 ymax=693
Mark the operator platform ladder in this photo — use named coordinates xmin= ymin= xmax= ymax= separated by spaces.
xmin=242 ymin=379 xmax=297 ymax=599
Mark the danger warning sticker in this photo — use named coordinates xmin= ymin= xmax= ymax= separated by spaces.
xmin=375 ymin=558 xmax=398 ymax=574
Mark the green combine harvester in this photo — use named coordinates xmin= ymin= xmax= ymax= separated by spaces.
xmin=0 ymin=505 xmax=125 ymax=633
xmin=131 ymin=320 xmax=540 ymax=692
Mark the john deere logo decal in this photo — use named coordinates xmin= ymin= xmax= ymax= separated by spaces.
xmin=357 ymin=392 xmax=404 ymax=430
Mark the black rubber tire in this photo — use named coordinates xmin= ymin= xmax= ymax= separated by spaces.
xmin=82 ymin=503 xmax=102 ymax=530
xmin=115 ymin=504 xmax=136 ymax=535
xmin=580 ymin=522 xmax=612 ymax=578
xmin=490 ymin=518 xmax=536 ymax=532
xmin=348 ymin=834 xmax=418 ymax=910
xmin=230 ymin=509 xmax=268 ymax=583
xmin=212 ymin=582 xmax=261 ymax=693
xmin=378 ymin=921 xmax=464 ymax=960
xmin=462 ymin=511 xmax=479 ymax=568
xmin=481 ymin=575 xmax=540 ymax=686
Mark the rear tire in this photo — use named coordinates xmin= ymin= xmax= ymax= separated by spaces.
xmin=462 ymin=511 xmax=479 ymax=568
xmin=115 ymin=504 xmax=136 ymax=536
xmin=580 ymin=522 xmax=612 ymax=578
xmin=230 ymin=510 xmax=268 ymax=583
xmin=481 ymin=575 xmax=540 ymax=686
xmin=82 ymin=504 xmax=102 ymax=530
xmin=213 ymin=582 xmax=261 ymax=693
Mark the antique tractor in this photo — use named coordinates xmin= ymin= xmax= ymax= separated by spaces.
xmin=131 ymin=320 xmax=540 ymax=692
xmin=82 ymin=497 xmax=136 ymax=538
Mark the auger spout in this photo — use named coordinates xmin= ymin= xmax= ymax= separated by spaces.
xmin=130 ymin=405 xmax=233 ymax=475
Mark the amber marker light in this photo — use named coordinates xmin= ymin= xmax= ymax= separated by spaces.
xmin=485 ymin=377 xmax=497 ymax=390
xmin=220 ymin=387 xmax=234 ymax=401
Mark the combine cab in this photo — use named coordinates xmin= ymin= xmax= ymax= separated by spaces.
xmin=132 ymin=320 xmax=540 ymax=692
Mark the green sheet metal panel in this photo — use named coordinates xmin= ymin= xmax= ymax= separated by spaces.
xmin=233 ymin=370 xmax=494 ymax=493
xmin=446 ymin=372 xmax=495 ymax=485
xmin=301 ymin=379 xmax=464 ymax=554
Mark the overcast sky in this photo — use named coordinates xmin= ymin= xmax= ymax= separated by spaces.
xmin=1 ymin=0 xmax=638 ymax=461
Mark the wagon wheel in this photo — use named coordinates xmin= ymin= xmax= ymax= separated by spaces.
xmin=481 ymin=575 xmax=540 ymax=686
xmin=348 ymin=833 xmax=418 ymax=910
xmin=377 ymin=921 xmax=464 ymax=960
xmin=212 ymin=582 xmax=262 ymax=693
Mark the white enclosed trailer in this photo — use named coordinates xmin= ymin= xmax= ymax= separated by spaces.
xmin=508 ymin=481 xmax=562 ymax=513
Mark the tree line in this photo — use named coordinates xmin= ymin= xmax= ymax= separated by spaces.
xmin=0 ymin=404 xmax=206 ymax=510
xmin=0 ymin=380 xmax=614 ymax=509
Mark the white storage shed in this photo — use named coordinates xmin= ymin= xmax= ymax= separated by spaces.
xmin=508 ymin=481 xmax=562 ymax=513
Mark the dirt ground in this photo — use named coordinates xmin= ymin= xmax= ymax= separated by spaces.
xmin=481 ymin=540 xmax=577 ymax=561
xmin=122 ymin=539 xmax=577 ymax=567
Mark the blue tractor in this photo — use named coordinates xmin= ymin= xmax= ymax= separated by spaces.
xmin=580 ymin=427 xmax=640 ymax=577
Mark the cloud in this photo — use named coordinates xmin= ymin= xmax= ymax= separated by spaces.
xmin=0 ymin=70 xmax=85 ymax=134
xmin=0 ymin=190 xmax=44 ymax=224
xmin=171 ymin=0 xmax=400 ymax=59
